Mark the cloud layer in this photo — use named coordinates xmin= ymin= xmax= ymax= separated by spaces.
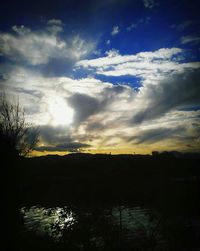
xmin=1 ymin=20 xmax=200 ymax=154
xmin=2 ymin=63 xmax=200 ymax=154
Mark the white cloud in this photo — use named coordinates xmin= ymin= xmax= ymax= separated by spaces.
xmin=111 ymin=26 xmax=120 ymax=36
xmin=105 ymin=48 xmax=119 ymax=57
xmin=0 ymin=23 xmax=96 ymax=66
xmin=47 ymin=19 xmax=63 ymax=26
xmin=95 ymin=61 xmax=200 ymax=79
xmin=77 ymin=48 xmax=182 ymax=68
xmin=171 ymin=20 xmax=194 ymax=30
xmin=131 ymin=70 xmax=200 ymax=123
xmin=12 ymin=25 xmax=31 ymax=35
xmin=46 ymin=19 xmax=64 ymax=34
xmin=106 ymin=39 xmax=111 ymax=45
xmin=76 ymin=47 xmax=200 ymax=82
xmin=126 ymin=17 xmax=151 ymax=31
xmin=181 ymin=35 xmax=200 ymax=44
xmin=143 ymin=0 xmax=156 ymax=9
xmin=126 ymin=23 xmax=137 ymax=31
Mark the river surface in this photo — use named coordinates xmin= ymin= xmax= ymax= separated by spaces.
xmin=20 ymin=205 xmax=168 ymax=250
xmin=20 ymin=204 xmax=200 ymax=251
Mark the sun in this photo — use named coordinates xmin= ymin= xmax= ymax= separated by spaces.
xmin=48 ymin=96 xmax=74 ymax=126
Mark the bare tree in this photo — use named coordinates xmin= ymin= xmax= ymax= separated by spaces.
xmin=0 ymin=94 xmax=39 ymax=157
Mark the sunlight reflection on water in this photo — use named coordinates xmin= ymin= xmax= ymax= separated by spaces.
xmin=21 ymin=206 xmax=75 ymax=239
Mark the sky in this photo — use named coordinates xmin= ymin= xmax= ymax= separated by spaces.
xmin=0 ymin=0 xmax=200 ymax=155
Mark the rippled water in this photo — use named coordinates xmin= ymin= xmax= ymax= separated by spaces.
xmin=21 ymin=205 xmax=165 ymax=249
xmin=21 ymin=206 xmax=75 ymax=239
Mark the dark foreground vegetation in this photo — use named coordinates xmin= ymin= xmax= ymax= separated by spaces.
xmin=2 ymin=152 xmax=200 ymax=251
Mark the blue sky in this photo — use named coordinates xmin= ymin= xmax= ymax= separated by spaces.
xmin=0 ymin=0 xmax=200 ymax=154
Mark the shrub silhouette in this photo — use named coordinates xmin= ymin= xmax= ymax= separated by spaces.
xmin=0 ymin=93 xmax=39 ymax=158
xmin=0 ymin=94 xmax=39 ymax=249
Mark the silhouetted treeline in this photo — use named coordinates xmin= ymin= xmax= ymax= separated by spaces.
xmin=18 ymin=152 xmax=200 ymax=208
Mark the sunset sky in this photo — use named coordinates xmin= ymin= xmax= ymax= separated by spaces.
xmin=0 ymin=0 xmax=200 ymax=155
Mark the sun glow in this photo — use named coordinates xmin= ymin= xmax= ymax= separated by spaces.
xmin=48 ymin=96 xmax=74 ymax=126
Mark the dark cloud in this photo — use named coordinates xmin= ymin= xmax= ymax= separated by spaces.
xmin=132 ymin=70 xmax=200 ymax=124
xmin=40 ymin=58 xmax=76 ymax=77
xmin=39 ymin=125 xmax=71 ymax=144
xmin=129 ymin=127 xmax=184 ymax=144
xmin=86 ymin=122 xmax=105 ymax=131
xmin=37 ymin=125 xmax=92 ymax=152
xmin=105 ymin=85 xmax=128 ymax=94
xmin=127 ymin=121 xmax=200 ymax=148
xmin=36 ymin=123 xmax=92 ymax=152
xmin=14 ymin=87 xmax=43 ymax=98
xmin=99 ymin=84 xmax=135 ymax=109
xmin=57 ymin=142 xmax=91 ymax=151
xmin=68 ymin=85 xmax=133 ymax=127
xmin=68 ymin=93 xmax=100 ymax=125
xmin=35 ymin=142 xmax=91 ymax=152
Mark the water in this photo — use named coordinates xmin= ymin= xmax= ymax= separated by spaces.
xmin=21 ymin=206 xmax=75 ymax=239
xmin=20 ymin=205 xmax=166 ymax=250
